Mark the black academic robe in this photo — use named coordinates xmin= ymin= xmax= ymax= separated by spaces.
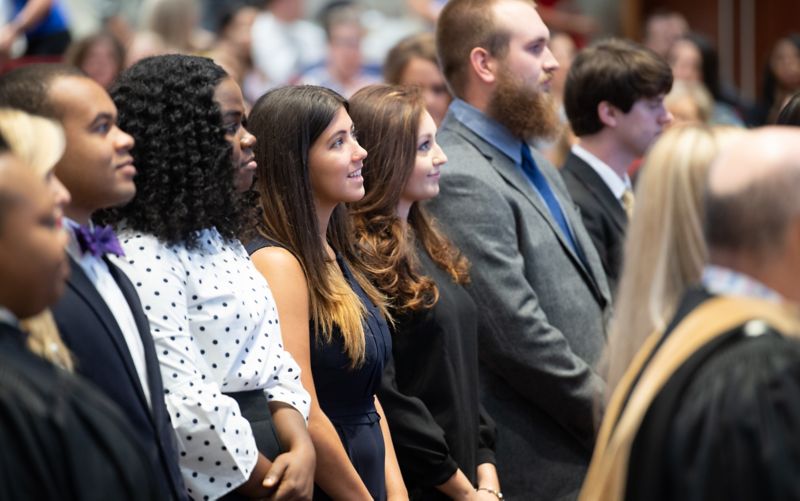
xmin=0 ymin=322 xmax=160 ymax=500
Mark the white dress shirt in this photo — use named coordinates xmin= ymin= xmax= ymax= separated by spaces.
xmin=65 ymin=219 xmax=151 ymax=407
xmin=116 ymin=228 xmax=311 ymax=499
xmin=571 ymin=144 xmax=633 ymax=207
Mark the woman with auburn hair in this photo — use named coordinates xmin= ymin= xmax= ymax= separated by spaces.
xmin=605 ymin=124 xmax=743 ymax=397
xmin=0 ymin=108 xmax=72 ymax=370
xmin=245 ymin=85 xmax=406 ymax=500
xmin=348 ymin=84 xmax=501 ymax=501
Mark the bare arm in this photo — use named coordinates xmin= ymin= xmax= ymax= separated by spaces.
xmin=264 ymin=402 xmax=316 ymax=500
xmin=0 ymin=0 xmax=52 ymax=59
xmin=252 ymin=247 xmax=373 ymax=500
xmin=375 ymin=396 xmax=408 ymax=500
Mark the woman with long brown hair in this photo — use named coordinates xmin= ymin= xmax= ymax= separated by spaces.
xmin=348 ymin=84 xmax=500 ymax=501
xmin=246 ymin=85 xmax=406 ymax=500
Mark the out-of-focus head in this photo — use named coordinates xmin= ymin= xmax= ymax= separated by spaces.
xmin=101 ymin=54 xmax=250 ymax=247
xmin=140 ymin=0 xmax=201 ymax=52
xmin=266 ymin=0 xmax=304 ymax=22
xmin=217 ymin=3 xmax=259 ymax=55
xmin=0 ymin=108 xmax=71 ymax=223
xmin=0 ymin=64 xmax=136 ymax=220
xmin=769 ymin=36 xmax=800 ymax=90
xmin=65 ymin=32 xmax=125 ymax=90
xmin=664 ymin=80 xmax=714 ymax=126
xmin=565 ymin=38 xmax=673 ymax=155
xmin=643 ymin=9 xmax=688 ymax=59
xmin=322 ymin=4 xmax=364 ymax=83
xmin=548 ymin=31 xmax=576 ymax=98
xmin=705 ymin=127 xmax=800 ymax=297
xmin=0 ymin=152 xmax=69 ymax=319
xmin=384 ymin=32 xmax=451 ymax=126
xmin=349 ymin=84 xmax=446 ymax=216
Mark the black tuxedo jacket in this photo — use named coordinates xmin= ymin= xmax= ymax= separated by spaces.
xmin=561 ymin=151 xmax=627 ymax=296
xmin=52 ymin=255 xmax=186 ymax=501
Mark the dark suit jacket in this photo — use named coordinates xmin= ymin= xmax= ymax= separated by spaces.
xmin=561 ymin=151 xmax=627 ymax=296
xmin=427 ymin=110 xmax=612 ymax=500
xmin=52 ymin=256 xmax=185 ymax=501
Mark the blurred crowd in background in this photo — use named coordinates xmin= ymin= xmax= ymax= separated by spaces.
xmin=4 ymin=0 xmax=799 ymax=146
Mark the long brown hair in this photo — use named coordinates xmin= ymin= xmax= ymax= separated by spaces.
xmin=248 ymin=85 xmax=388 ymax=367
xmin=348 ymin=84 xmax=468 ymax=314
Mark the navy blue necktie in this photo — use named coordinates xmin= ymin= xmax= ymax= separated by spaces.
xmin=519 ymin=143 xmax=581 ymax=255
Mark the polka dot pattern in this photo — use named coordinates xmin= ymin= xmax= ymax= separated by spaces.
xmin=115 ymin=228 xmax=310 ymax=499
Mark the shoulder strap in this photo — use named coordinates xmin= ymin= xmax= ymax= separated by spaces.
xmin=581 ymin=296 xmax=800 ymax=501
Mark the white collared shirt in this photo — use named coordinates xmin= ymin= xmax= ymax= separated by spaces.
xmin=0 ymin=306 xmax=17 ymax=327
xmin=64 ymin=218 xmax=151 ymax=407
xmin=571 ymin=144 xmax=632 ymax=207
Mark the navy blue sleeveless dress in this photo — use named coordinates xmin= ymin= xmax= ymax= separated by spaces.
xmin=246 ymin=238 xmax=391 ymax=500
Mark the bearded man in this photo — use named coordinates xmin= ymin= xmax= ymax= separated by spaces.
xmin=426 ymin=1 xmax=612 ymax=499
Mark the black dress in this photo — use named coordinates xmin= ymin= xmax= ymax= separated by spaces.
xmin=377 ymin=245 xmax=497 ymax=500
xmin=0 ymin=322 xmax=161 ymax=500
xmin=246 ymin=238 xmax=392 ymax=500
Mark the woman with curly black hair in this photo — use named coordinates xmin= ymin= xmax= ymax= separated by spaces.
xmin=347 ymin=84 xmax=501 ymax=500
xmin=102 ymin=54 xmax=315 ymax=500
xmin=245 ymin=85 xmax=407 ymax=500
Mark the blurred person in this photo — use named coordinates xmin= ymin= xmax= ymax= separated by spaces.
xmin=0 ymin=63 xmax=188 ymax=500
xmin=664 ymin=80 xmax=714 ymax=126
xmin=756 ymin=34 xmax=800 ymax=125
xmin=0 ymin=108 xmax=72 ymax=370
xmin=642 ymin=8 xmax=688 ymax=59
xmin=207 ymin=3 xmax=259 ymax=98
xmin=65 ymin=31 xmax=125 ymax=89
xmin=0 ymin=147 xmax=162 ymax=501
xmin=250 ymin=0 xmax=325 ymax=88
xmin=561 ymin=38 xmax=673 ymax=296
xmin=349 ymin=84 xmax=501 ymax=501
xmin=383 ymin=32 xmax=451 ymax=126
xmin=246 ymin=85 xmax=407 ymax=500
xmin=138 ymin=0 xmax=213 ymax=53
xmin=429 ymin=0 xmax=613 ymax=498
xmin=602 ymin=124 xmax=742 ymax=401
xmin=776 ymin=90 xmax=800 ymax=125
xmin=0 ymin=0 xmax=71 ymax=65
xmin=668 ymin=33 xmax=745 ymax=126
xmin=103 ymin=54 xmax=315 ymax=500
xmin=584 ymin=126 xmax=800 ymax=501
xmin=299 ymin=3 xmax=381 ymax=98
xmin=536 ymin=30 xmax=576 ymax=167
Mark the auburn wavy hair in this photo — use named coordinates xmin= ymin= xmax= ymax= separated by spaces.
xmin=348 ymin=84 xmax=469 ymax=314
xmin=247 ymin=85 xmax=388 ymax=367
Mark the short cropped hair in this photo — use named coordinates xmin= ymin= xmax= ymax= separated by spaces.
xmin=564 ymin=38 xmax=673 ymax=136
xmin=436 ymin=0 xmax=530 ymax=98
xmin=705 ymin=166 xmax=800 ymax=258
xmin=0 ymin=64 xmax=84 ymax=119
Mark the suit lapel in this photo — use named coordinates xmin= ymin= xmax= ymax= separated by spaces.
xmin=566 ymin=153 xmax=627 ymax=233
xmin=105 ymin=257 xmax=166 ymax=419
xmin=66 ymin=256 xmax=152 ymax=413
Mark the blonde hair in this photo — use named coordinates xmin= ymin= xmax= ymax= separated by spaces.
xmin=605 ymin=124 xmax=742 ymax=397
xmin=664 ymin=80 xmax=714 ymax=124
xmin=0 ymin=108 xmax=73 ymax=371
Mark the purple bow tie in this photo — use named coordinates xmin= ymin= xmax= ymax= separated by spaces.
xmin=74 ymin=224 xmax=125 ymax=258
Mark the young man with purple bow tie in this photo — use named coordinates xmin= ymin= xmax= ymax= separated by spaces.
xmin=0 ymin=65 xmax=187 ymax=501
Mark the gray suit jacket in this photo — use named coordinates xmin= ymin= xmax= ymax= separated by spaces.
xmin=426 ymin=110 xmax=612 ymax=500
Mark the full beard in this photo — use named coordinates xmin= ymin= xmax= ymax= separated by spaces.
xmin=487 ymin=68 xmax=562 ymax=142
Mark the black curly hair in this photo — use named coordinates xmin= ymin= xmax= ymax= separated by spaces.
xmin=96 ymin=54 xmax=243 ymax=248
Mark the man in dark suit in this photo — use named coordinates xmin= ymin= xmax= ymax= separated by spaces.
xmin=0 ymin=147 xmax=160 ymax=500
xmin=561 ymin=39 xmax=673 ymax=295
xmin=429 ymin=1 xmax=612 ymax=498
xmin=0 ymin=65 xmax=186 ymax=501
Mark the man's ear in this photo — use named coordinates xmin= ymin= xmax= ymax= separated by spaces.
xmin=469 ymin=47 xmax=497 ymax=85
xmin=597 ymin=100 xmax=619 ymax=128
